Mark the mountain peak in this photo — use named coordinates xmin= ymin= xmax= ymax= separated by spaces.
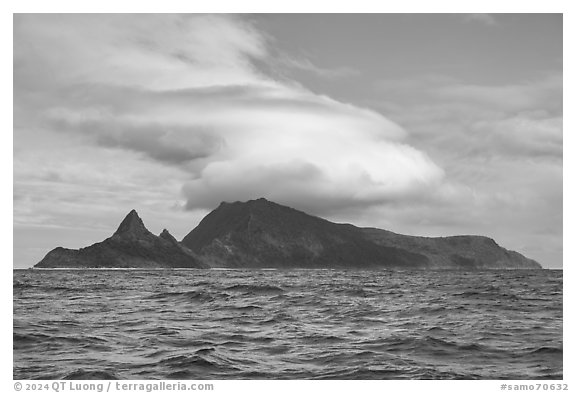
xmin=159 ymin=228 xmax=178 ymax=244
xmin=36 ymin=209 xmax=207 ymax=269
xmin=113 ymin=209 xmax=150 ymax=237
xmin=248 ymin=197 xmax=276 ymax=206
xmin=219 ymin=197 xmax=269 ymax=207
xmin=242 ymin=197 xmax=281 ymax=210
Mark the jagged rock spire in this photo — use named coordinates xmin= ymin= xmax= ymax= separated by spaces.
xmin=113 ymin=209 xmax=150 ymax=238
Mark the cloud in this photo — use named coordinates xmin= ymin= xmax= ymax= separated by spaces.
xmin=37 ymin=82 xmax=442 ymax=214
xmin=470 ymin=115 xmax=562 ymax=159
xmin=14 ymin=14 xmax=270 ymax=90
xmin=273 ymin=55 xmax=359 ymax=78
xmin=463 ymin=14 xmax=497 ymax=26
xmin=182 ymin=138 xmax=443 ymax=214
xmin=50 ymin=116 xmax=224 ymax=166
xmin=367 ymin=71 xmax=562 ymax=267
xmin=14 ymin=14 xmax=444 ymax=221
xmin=435 ymin=74 xmax=562 ymax=113
xmin=374 ymin=73 xmax=563 ymax=161
xmin=377 ymin=73 xmax=562 ymax=114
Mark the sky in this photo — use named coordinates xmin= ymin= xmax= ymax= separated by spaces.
xmin=13 ymin=13 xmax=562 ymax=268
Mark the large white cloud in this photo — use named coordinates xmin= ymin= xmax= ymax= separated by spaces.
xmin=14 ymin=14 xmax=444 ymax=217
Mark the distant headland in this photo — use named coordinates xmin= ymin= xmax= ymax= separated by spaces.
xmin=34 ymin=198 xmax=542 ymax=270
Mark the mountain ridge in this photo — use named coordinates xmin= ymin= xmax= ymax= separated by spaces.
xmin=180 ymin=198 xmax=541 ymax=270
xmin=35 ymin=210 xmax=206 ymax=269
xmin=34 ymin=198 xmax=542 ymax=270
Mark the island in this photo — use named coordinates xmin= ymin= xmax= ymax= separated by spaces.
xmin=34 ymin=198 xmax=542 ymax=270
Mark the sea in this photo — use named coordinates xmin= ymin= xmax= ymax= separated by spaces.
xmin=13 ymin=269 xmax=562 ymax=380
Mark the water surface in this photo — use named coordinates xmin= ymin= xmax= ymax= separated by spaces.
xmin=13 ymin=269 xmax=562 ymax=379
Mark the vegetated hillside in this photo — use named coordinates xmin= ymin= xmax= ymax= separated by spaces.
xmin=182 ymin=198 xmax=541 ymax=270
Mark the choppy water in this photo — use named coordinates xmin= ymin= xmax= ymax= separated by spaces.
xmin=13 ymin=269 xmax=562 ymax=380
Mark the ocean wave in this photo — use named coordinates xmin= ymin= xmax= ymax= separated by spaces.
xmin=223 ymin=283 xmax=285 ymax=295
xmin=63 ymin=369 xmax=119 ymax=380
xmin=527 ymin=346 xmax=563 ymax=355
xmin=145 ymin=290 xmax=221 ymax=302
xmin=13 ymin=269 xmax=563 ymax=380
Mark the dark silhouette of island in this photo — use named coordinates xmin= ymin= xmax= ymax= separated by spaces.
xmin=35 ymin=198 xmax=542 ymax=269
xmin=36 ymin=210 xmax=206 ymax=269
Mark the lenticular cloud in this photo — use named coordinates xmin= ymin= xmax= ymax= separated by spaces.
xmin=14 ymin=14 xmax=444 ymax=215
